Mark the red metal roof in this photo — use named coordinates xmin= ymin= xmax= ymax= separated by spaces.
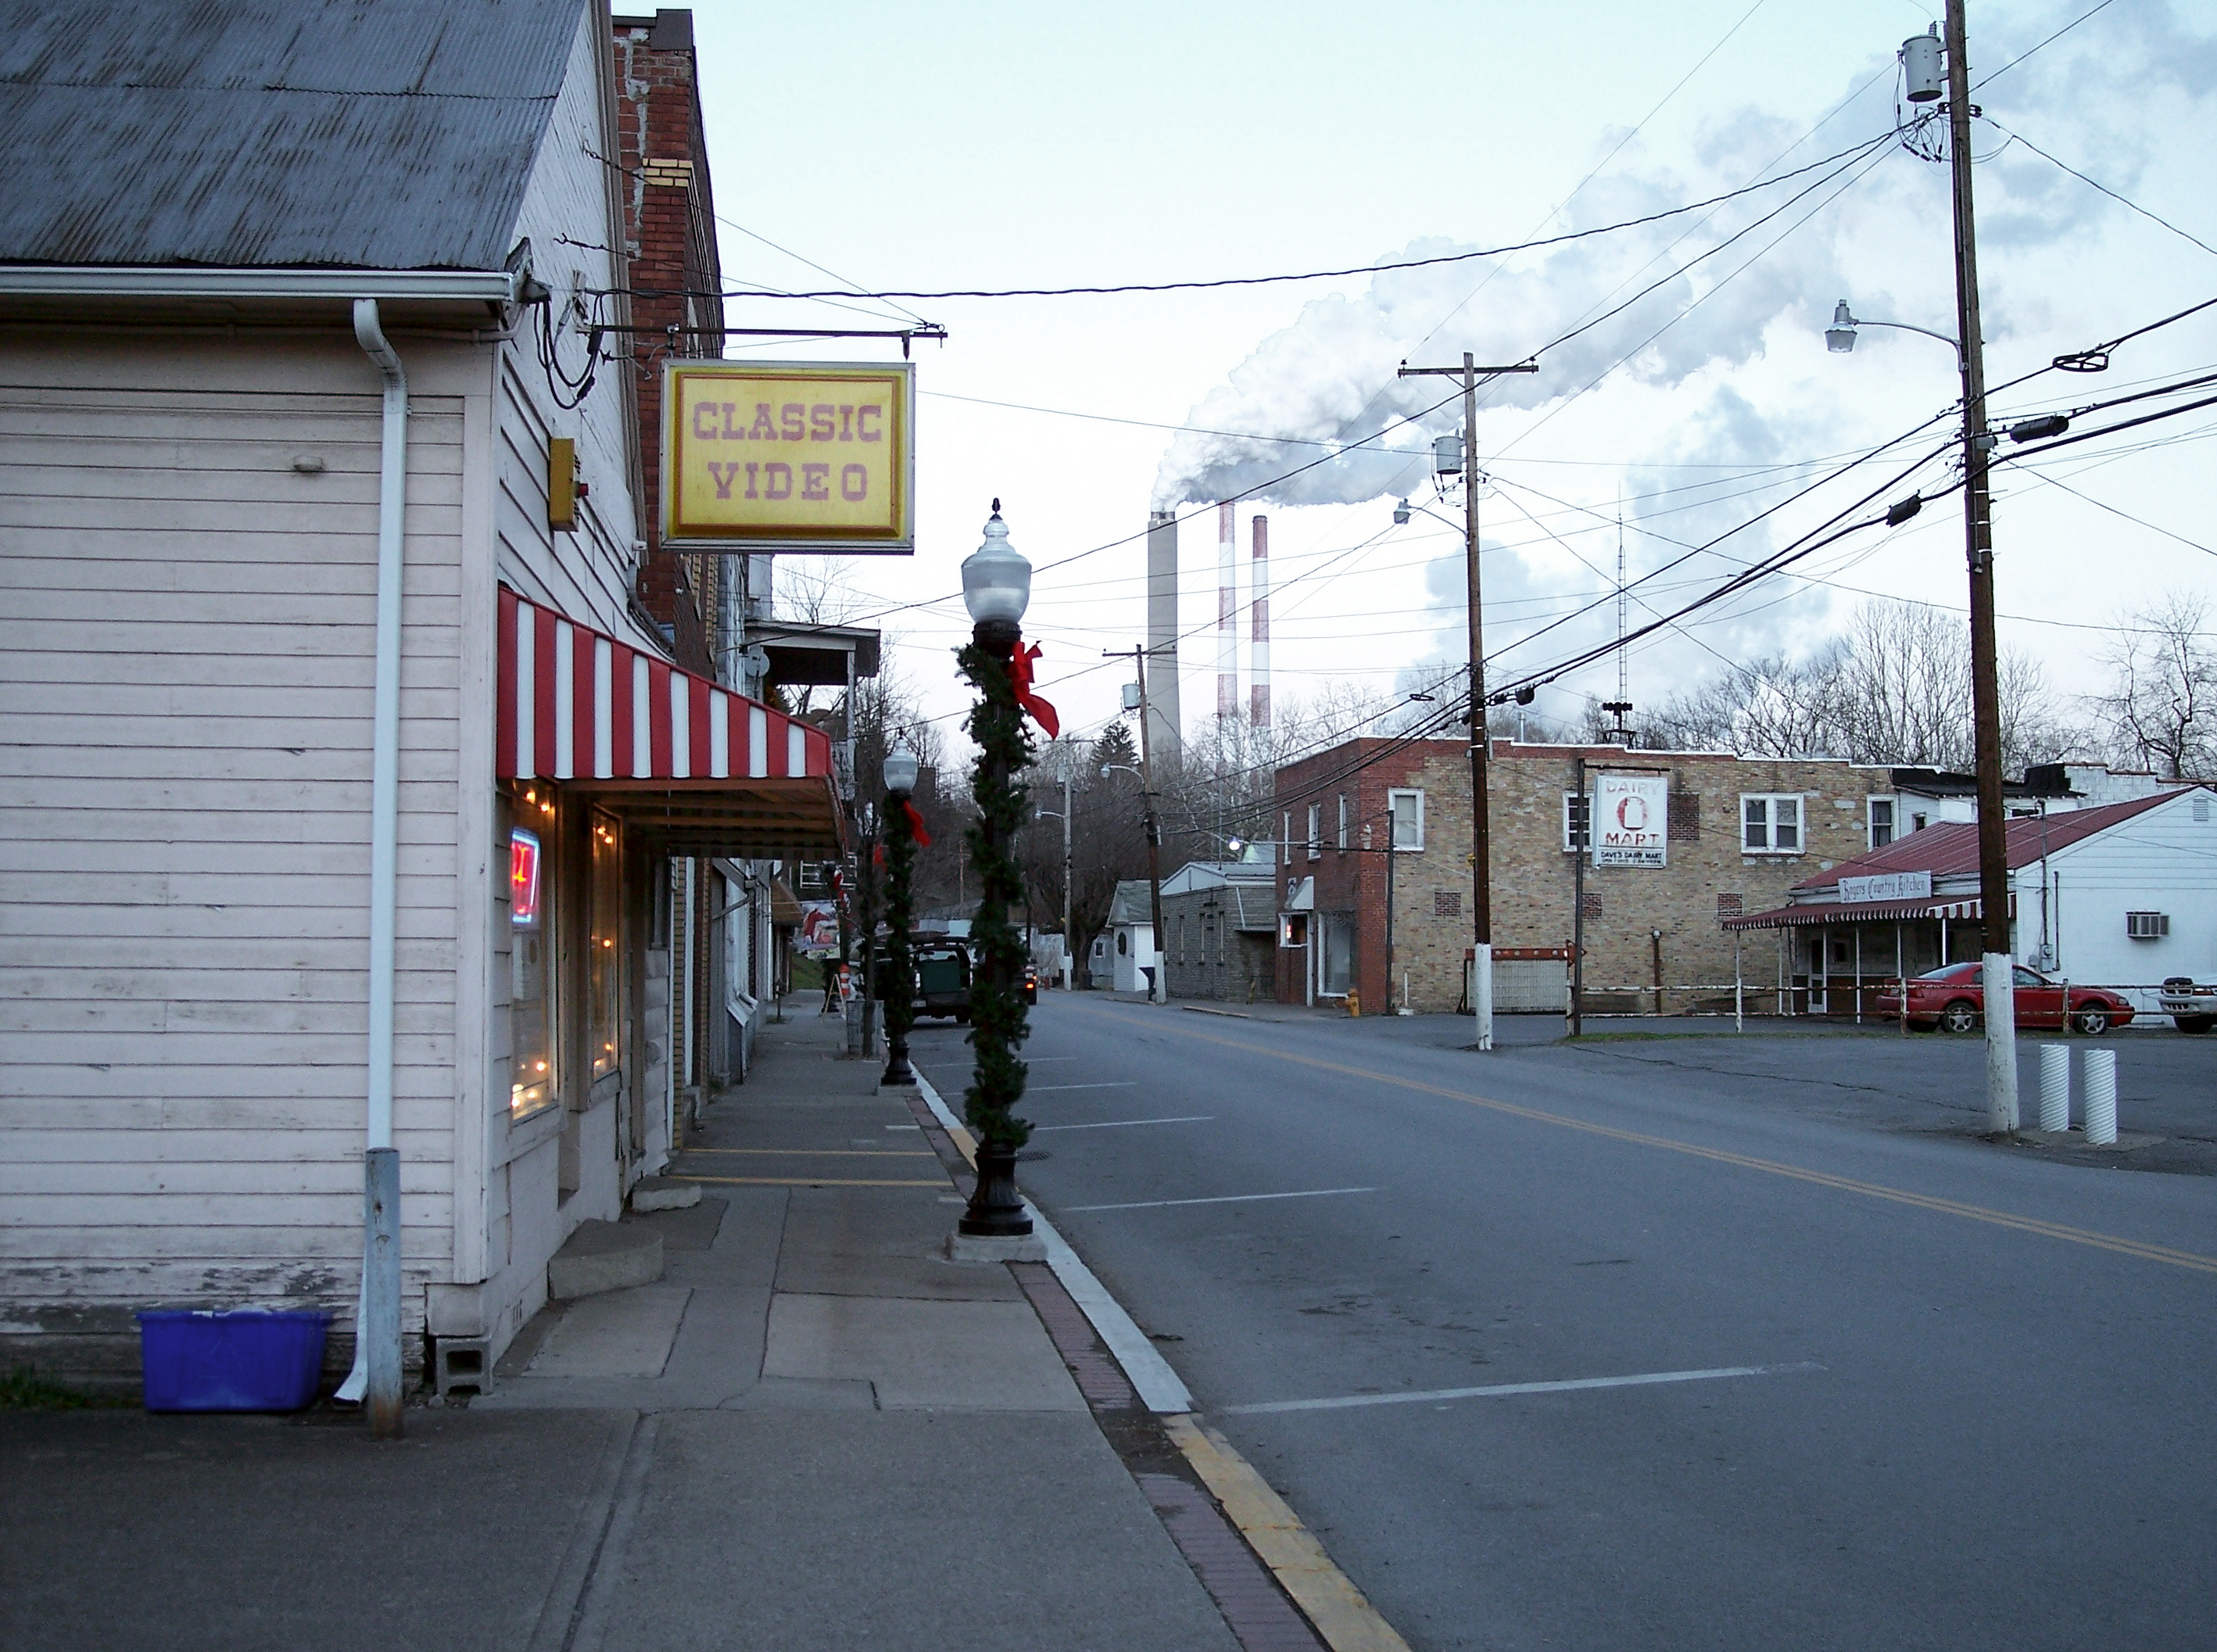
xmin=1789 ymin=790 xmax=2186 ymax=892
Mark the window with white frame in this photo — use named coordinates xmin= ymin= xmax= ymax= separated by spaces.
xmin=1305 ymin=803 xmax=1321 ymax=861
xmin=1563 ymin=792 xmax=1592 ymax=852
xmin=1388 ymin=789 xmax=1424 ymax=850
xmin=1336 ymin=794 xmax=1348 ymax=851
xmin=1742 ymin=793 xmax=1803 ymax=853
xmin=1868 ymin=797 xmax=1896 ymax=849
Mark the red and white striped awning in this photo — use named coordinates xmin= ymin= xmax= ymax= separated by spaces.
xmin=1725 ymin=892 xmax=2015 ymax=930
xmin=499 ymin=586 xmax=831 ymax=783
xmin=496 ymin=587 xmax=843 ymax=856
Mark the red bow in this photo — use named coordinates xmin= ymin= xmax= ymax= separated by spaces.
xmin=1008 ymin=637 xmax=1060 ymax=738
xmin=901 ymin=799 xmax=933 ymax=847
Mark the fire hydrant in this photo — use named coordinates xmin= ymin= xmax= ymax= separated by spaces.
xmin=1346 ymin=987 xmax=1362 ymax=1017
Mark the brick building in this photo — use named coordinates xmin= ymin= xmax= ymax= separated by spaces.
xmin=1273 ymin=738 xmax=1899 ymax=1015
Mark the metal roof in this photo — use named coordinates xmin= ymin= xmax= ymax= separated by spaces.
xmin=0 ymin=0 xmax=581 ymax=271
xmin=1789 ymin=790 xmax=2187 ymax=894
xmin=1107 ymin=880 xmax=1155 ymax=926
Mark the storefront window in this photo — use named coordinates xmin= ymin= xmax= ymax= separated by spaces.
xmin=510 ymin=795 xmax=557 ymax=1120
xmin=589 ymin=811 xmax=622 ymax=1082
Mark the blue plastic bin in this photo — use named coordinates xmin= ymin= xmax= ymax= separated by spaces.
xmin=137 ymin=1309 xmax=331 ymax=1412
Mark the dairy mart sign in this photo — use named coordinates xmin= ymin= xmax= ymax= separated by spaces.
xmin=1594 ymin=773 xmax=1667 ymax=868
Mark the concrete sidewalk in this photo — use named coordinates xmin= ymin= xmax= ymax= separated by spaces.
xmin=0 ymin=1008 xmax=1304 ymax=1652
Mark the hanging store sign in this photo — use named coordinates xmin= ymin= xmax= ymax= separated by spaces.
xmin=662 ymin=360 xmax=915 ymax=553
xmin=1593 ymin=773 xmax=1667 ymax=868
xmin=1838 ymin=869 xmax=1932 ymax=903
xmin=796 ymin=899 xmax=840 ymax=958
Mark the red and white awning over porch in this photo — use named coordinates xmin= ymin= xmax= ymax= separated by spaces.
xmin=1724 ymin=892 xmax=2015 ymax=930
xmin=497 ymin=586 xmax=831 ymax=783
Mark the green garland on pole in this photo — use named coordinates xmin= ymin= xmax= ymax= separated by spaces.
xmin=959 ymin=628 xmax=1033 ymax=1152
xmin=881 ymin=789 xmax=915 ymax=1079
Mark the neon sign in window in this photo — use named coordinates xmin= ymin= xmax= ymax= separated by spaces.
xmin=510 ymin=829 xmax=543 ymax=927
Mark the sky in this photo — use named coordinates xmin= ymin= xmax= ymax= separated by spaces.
xmin=679 ymin=0 xmax=2217 ymax=761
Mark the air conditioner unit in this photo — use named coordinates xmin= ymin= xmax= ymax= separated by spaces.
xmin=2126 ymin=911 xmax=2170 ymax=939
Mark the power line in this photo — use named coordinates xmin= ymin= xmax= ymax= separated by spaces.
xmin=1982 ymin=117 xmax=2217 ymax=260
xmin=601 ymin=132 xmax=1899 ymax=306
xmin=1973 ymin=0 xmax=2122 ymax=88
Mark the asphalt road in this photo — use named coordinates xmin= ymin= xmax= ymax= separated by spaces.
xmin=908 ymin=1001 xmax=2217 ymax=1652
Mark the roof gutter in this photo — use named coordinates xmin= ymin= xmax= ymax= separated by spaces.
xmin=0 ymin=266 xmax=520 ymax=302
xmin=335 ymin=297 xmax=409 ymax=1439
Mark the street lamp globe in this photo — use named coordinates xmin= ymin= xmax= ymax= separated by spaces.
xmin=961 ymin=500 xmax=1030 ymax=628
xmin=1825 ymin=299 xmax=1858 ymax=353
xmin=883 ymin=740 xmax=919 ymax=798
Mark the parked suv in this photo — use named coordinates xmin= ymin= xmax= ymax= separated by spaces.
xmin=913 ymin=941 xmax=972 ymax=1023
xmin=2159 ymin=975 xmax=2217 ymax=1034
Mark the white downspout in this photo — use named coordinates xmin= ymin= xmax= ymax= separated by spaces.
xmin=336 ymin=299 xmax=407 ymax=1434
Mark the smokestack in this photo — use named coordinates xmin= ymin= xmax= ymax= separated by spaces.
xmin=1145 ymin=510 xmax=1183 ymax=761
xmin=1216 ymin=502 xmax=1237 ymax=721
xmin=1249 ymin=513 xmax=1271 ymax=729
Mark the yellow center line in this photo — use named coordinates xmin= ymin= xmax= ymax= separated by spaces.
xmin=1073 ymin=1004 xmax=2217 ymax=1278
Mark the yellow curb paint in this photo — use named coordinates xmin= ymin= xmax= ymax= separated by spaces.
xmin=672 ymin=1175 xmax=948 ymax=1188
xmin=675 ymin=1148 xmax=935 ymax=1157
xmin=1164 ymin=1414 xmax=1413 ymax=1652
xmin=945 ymin=1123 xmax=980 ymax=1168
xmin=1081 ymin=1005 xmax=2217 ymax=1279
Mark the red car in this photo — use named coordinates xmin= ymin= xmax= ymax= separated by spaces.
xmin=1873 ymin=962 xmax=2135 ymax=1035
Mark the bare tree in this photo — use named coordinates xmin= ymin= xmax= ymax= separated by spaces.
xmin=2092 ymin=591 xmax=2215 ymax=778
xmin=1646 ymin=598 xmax=2088 ymax=770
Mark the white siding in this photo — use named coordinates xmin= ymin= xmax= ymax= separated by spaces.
xmin=0 ymin=356 xmax=464 ymax=1348
xmin=496 ymin=0 xmax=649 ymax=648
xmin=2040 ymin=790 xmax=2217 ymax=1005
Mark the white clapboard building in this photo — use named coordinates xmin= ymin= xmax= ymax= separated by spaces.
xmin=0 ymin=0 xmax=843 ymax=1389
xmin=1728 ymin=787 xmax=2217 ymax=1018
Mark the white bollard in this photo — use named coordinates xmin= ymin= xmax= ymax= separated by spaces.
xmin=2083 ymin=1047 xmax=2118 ymax=1146
xmin=2038 ymin=1044 xmax=2071 ymax=1134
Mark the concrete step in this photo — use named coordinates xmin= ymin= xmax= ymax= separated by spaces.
xmin=629 ymin=1175 xmax=701 ymax=1213
xmin=548 ymin=1219 xmax=665 ymax=1300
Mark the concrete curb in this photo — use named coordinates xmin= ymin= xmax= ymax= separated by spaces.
xmin=911 ymin=1070 xmax=1194 ymax=1415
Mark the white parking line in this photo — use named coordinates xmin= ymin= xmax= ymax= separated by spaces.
xmin=1066 ymin=1187 xmax=1377 ymax=1213
xmin=1028 ymin=1081 xmax=1139 ymax=1092
xmin=1223 ymin=1361 xmax=1825 ymax=1416
xmin=1031 ymin=1115 xmax=1214 ymax=1132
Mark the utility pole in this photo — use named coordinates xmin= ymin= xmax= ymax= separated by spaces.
xmin=1107 ymin=645 xmax=1169 ymax=1005
xmin=1061 ymin=769 xmax=1073 ymax=991
xmin=1384 ymin=804 xmax=1399 ymax=1014
xmin=1398 ymin=351 xmax=1536 ymax=1051
xmin=1943 ymin=0 xmax=2018 ymax=1131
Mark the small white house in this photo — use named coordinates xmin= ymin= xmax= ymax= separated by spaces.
xmin=1730 ymin=787 xmax=2217 ymax=1017
xmin=1089 ymin=880 xmax=1157 ymax=994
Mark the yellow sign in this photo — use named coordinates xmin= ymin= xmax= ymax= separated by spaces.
xmin=662 ymin=360 xmax=915 ymax=552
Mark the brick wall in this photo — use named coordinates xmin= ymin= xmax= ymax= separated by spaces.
xmin=1275 ymin=738 xmax=1896 ymax=1014
xmin=612 ymin=10 xmax=723 ymax=678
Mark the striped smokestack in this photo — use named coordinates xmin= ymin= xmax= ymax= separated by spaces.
xmin=1216 ymin=502 xmax=1237 ymax=721
xmin=1249 ymin=513 xmax=1271 ymax=729
xmin=1145 ymin=509 xmax=1182 ymax=761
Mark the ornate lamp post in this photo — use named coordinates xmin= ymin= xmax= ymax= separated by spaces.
xmin=958 ymin=501 xmax=1040 ymax=1240
xmin=879 ymin=738 xmax=922 ymax=1089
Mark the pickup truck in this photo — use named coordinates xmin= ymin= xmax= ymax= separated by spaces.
xmin=913 ymin=941 xmax=971 ymax=1023
xmin=2158 ymin=975 xmax=2217 ymax=1034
